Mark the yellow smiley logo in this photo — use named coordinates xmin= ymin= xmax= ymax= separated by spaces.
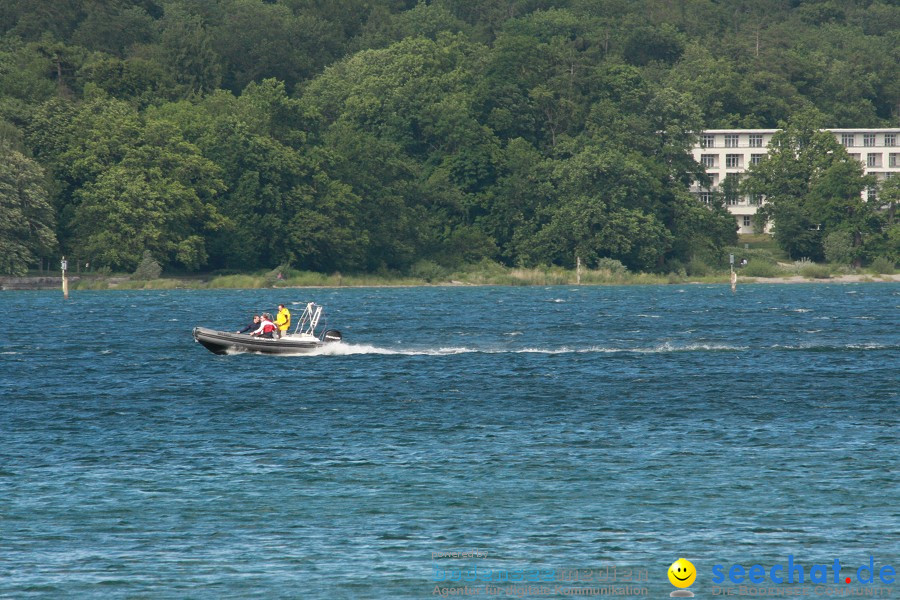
xmin=668 ymin=558 xmax=697 ymax=588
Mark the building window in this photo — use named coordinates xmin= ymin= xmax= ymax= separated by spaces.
xmin=842 ymin=134 xmax=855 ymax=147
xmin=743 ymin=216 xmax=751 ymax=227
xmin=701 ymin=154 xmax=716 ymax=168
xmin=863 ymin=133 xmax=876 ymax=147
xmin=867 ymin=187 xmax=877 ymax=201
xmin=850 ymin=153 xmax=861 ymax=162
xmin=701 ymin=134 xmax=715 ymax=148
xmin=699 ymin=192 xmax=712 ymax=204
xmin=725 ymin=154 xmax=741 ymax=168
xmin=751 ymin=153 xmax=765 ymax=165
xmin=749 ymin=134 xmax=763 ymax=148
xmin=885 ymin=134 xmax=896 ymax=147
xmin=890 ymin=153 xmax=899 ymax=167
xmin=724 ymin=133 xmax=739 ymax=148
xmin=867 ymin=153 xmax=882 ymax=168
xmin=749 ymin=194 xmax=762 ymax=206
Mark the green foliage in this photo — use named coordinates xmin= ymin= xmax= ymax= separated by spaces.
xmin=264 ymin=263 xmax=292 ymax=286
xmin=72 ymin=277 xmax=109 ymax=290
xmin=71 ymin=5 xmax=156 ymax=56
xmin=686 ymin=258 xmax=711 ymax=277
xmin=823 ymin=230 xmax=856 ymax=266
xmin=0 ymin=145 xmax=57 ymax=275
xmin=883 ymin=224 xmax=900 ymax=263
xmin=868 ymin=257 xmax=895 ymax=275
xmin=2 ymin=2 xmax=899 ymax=276
xmin=799 ymin=263 xmax=832 ymax=279
xmin=132 ymin=250 xmax=162 ymax=280
xmin=624 ymin=24 xmax=684 ymax=66
xmin=743 ymin=110 xmax=875 ymax=262
xmin=352 ymin=2 xmax=468 ymax=50
xmin=59 ymin=97 xmax=225 ymax=271
xmin=78 ymin=57 xmax=176 ymax=105
xmin=206 ymin=274 xmax=265 ymax=289
xmin=595 ymin=258 xmax=628 ymax=275
xmin=408 ymin=259 xmax=448 ymax=283
xmin=158 ymin=5 xmax=222 ymax=95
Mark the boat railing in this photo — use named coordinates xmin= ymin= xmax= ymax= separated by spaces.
xmin=293 ymin=302 xmax=323 ymax=336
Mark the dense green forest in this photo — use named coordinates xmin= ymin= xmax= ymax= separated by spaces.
xmin=2 ymin=0 xmax=899 ymax=276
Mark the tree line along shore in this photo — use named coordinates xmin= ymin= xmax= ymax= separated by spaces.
xmin=1 ymin=1 xmax=898 ymax=279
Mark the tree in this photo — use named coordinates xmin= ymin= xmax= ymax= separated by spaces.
xmin=743 ymin=111 xmax=874 ymax=261
xmin=132 ymin=249 xmax=162 ymax=280
xmin=623 ymin=24 xmax=684 ymax=66
xmin=322 ymin=122 xmax=426 ymax=271
xmin=3 ymin=0 xmax=84 ymax=42
xmin=71 ymin=4 xmax=156 ymax=57
xmin=823 ymin=230 xmax=855 ymax=265
xmin=158 ymin=4 xmax=222 ymax=95
xmin=303 ymin=33 xmax=497 ymax=267
xmin=879 ymin=175 xmax=899 ymax=227
xmin=480 ymin=9 xmax=601 ymax=149
xmin=478 ymin=137 xmax=553 ymax=264
xmin=351 ymin=2 xmax=468 ymax=51
xmin=0 ymin=38 xmax=58 ymax=107
xmin=72 ymin=156 xmax=223 ymax=271
xmin=0 ymin=145 xmax=57 ymax=275
xmin=518 ymin=141 xmax=675 ymax=271
xmin=77 ymin=57 xmax=176 ymax=105
xmin=665 ymin=43 xmax=744 ymax=127
xmin=180 ymin=81 xmax=368 ymax=271
xmin=54 ymin=95 xmax=225 ymax=271
xmin=864 ymin=176 xmax=900 ymax=263
xmin=210 ymin=0 xmax=342 ymax=93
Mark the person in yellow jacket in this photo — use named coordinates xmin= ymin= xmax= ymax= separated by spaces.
xmin=275 ymin=304 xmax=291 ymax=338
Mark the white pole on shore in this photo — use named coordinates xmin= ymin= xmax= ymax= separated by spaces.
xmin=729 ymin=253 xmax=736 ymax=294
xmin=61 ymin=256 xmax=69 ymax=299
xmin=576 ymin=256 xmax=582 ymax=285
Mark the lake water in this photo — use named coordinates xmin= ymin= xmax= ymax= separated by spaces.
xmin=1 ymin=284 xmax=898 ymax=599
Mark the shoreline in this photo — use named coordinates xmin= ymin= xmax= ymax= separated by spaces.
xmin=739 ymin=274 xmax=900 ymax=284
xmin=2 ymin=273 xmax=898 ymax=291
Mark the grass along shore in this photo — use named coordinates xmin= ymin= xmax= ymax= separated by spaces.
xmin=14 ymin=261 xmax=896 ymax=291
xmin=9 ymin=235 xmax=892 ymax=290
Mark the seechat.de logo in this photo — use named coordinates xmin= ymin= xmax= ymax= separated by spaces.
xmin=711 ymin=556 xmax=896 ymax=585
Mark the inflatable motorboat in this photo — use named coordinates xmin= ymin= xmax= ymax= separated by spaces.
xmin=193 ymin=302 xmax=342 ymax=355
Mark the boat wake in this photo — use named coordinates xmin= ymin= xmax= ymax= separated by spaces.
xmin=303 ymin=342 xmax=749 ymax=356
xmin=229 ymin=340 xmax=898 ymax=357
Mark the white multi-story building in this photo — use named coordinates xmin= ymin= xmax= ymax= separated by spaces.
xmin=691 ymin=128 xmax=900 ymax=234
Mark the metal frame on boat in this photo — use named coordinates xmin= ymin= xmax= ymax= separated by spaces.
xmin=193 ymin=302 xmax=342 ymax=355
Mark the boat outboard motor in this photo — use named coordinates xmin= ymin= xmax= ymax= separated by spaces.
xmin=322 ymin=329 xmax=342 ymax=343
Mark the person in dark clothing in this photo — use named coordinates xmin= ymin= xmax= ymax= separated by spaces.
xmin=251 ymin=313 xmax=279 ymax=338
xmin=237 ymin=315 xmax=260 ymax=334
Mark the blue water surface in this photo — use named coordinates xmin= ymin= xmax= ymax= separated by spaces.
xmin=0 ymin=284 xmax=897 ymax=599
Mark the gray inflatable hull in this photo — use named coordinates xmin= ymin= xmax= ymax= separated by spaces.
xmin=193 ymin=327 xmax=325 ymax=355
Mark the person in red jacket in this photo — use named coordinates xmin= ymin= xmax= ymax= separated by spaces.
xmin=251 ymin=313 xmax=279 ymax=338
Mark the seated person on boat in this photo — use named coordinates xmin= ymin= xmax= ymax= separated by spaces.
xmin=251 ymin=313 xmax=279 ymax=338
xmin=237 ymin=315 xmax=260 ymax=334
